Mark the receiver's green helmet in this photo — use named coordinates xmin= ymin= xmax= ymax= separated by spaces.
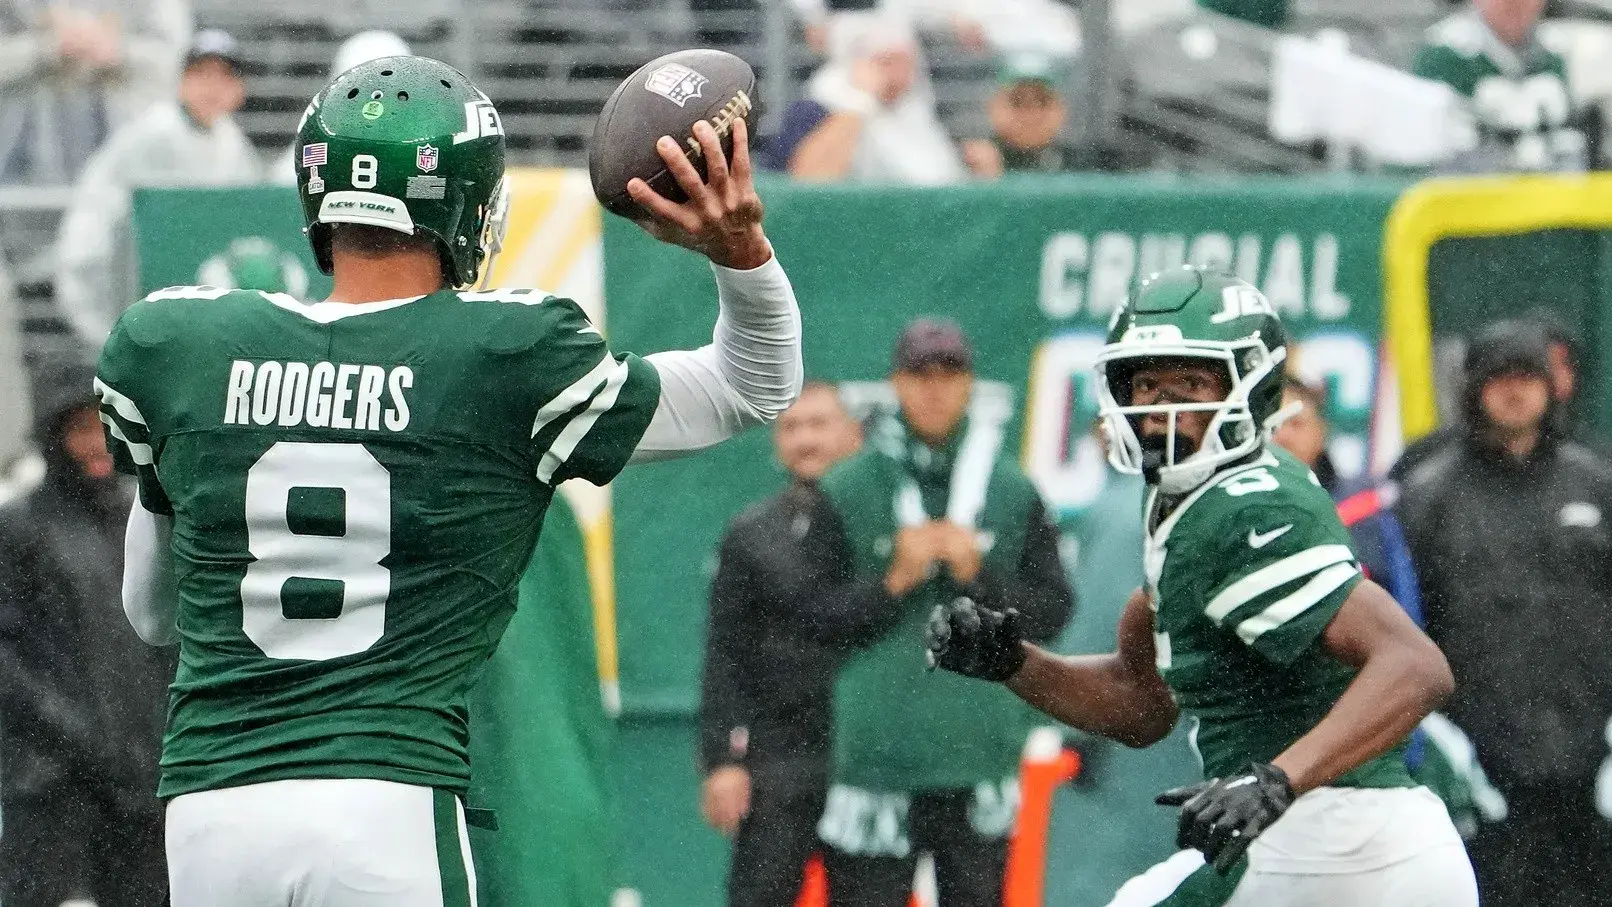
xmin=295 ymin=55 xmax=508 ymax=288
xmin=1096 ymin=266 xmax=1288 ymax=494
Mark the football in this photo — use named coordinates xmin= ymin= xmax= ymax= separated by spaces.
xmin=588 ymin=49 xmax=757 ymax=219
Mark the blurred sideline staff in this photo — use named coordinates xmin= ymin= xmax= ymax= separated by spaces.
xmin=699 ymin=382 xmax=863 ymax=907
xmin=1391 ymin=312 xmax=1580 ymax=482
xmin=803 ymin=318 xmax=1072 ymax=905
xmin=0 ymin=358 xmax=175 ymax=907
xmin=1398 ymin=318 xmax=1612 ymax=907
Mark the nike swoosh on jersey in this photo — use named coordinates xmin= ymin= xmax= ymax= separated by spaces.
xmin=1247 ymin=524 xmax=1294 ymax=549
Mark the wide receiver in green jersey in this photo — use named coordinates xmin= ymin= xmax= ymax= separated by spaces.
xmin=927 ymin=267 xmax=1478 ymax=906
xmin=97 ymin=56 xmax=801 ymax=906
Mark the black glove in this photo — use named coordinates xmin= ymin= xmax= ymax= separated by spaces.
xmin=924 ymin=597 xmax=1026 ymax=682
xmin=1155 ymin=762 xmax=1294 ymax=874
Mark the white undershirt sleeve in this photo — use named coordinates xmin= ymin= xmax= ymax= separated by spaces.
xmin=123 ymin=496 xmax=180 ymax=646
xmin=631 ymin=253 xmax=803 ymax=463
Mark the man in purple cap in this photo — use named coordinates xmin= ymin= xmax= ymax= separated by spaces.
xmin=799 ymin=317 xmax=1073 ymax=905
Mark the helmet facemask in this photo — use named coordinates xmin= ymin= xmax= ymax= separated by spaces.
xmin=474 ymin=175 xmax=511 ymax=290
xmin=1098 ymin=337 xmax=1285 ymax=495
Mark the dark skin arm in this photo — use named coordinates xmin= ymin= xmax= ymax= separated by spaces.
xmin=1004 ymin=576 xmax=1453 ymax=791
xmin=1005 ymin=589 xmax=1179 ymax=748
xmin=1269 ymin=577 xmax=1453 ymax=794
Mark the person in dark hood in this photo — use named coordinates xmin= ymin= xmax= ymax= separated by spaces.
xmin=0 ymin=357 xmax=175 ymax=907
xmin=1397 ymin=318 xmax=1612 ymax=907
xmin=1390 ymin=310 xmax=1581 ymax=481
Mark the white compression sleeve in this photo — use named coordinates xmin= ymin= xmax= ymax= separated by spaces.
xmin=632 ymin=254 xmax=803 ymax=463
xmin=123 ymin=497 xmax=179 ymax=646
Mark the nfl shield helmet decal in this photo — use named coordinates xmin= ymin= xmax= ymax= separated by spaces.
xmin=416 ymin=144 xmax=439 ymax=173
xmin=644 ymin=63 xmax=708 ymax=107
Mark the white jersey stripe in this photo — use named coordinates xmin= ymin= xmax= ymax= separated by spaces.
xmin=455 ymin=798 xmax=479 ymax=907
xmin=1234 ymin=562 xmax=1359 ymax=645
xmin=94 ymin=377 xmax=149 ymax=427
xmin=1204 ymin=544 xmax=1354 ymax=623
xmin=536 ymin=358 xmax=629 ymax=483
xmin=530 ymin=353 xmax=614 ymax=439
xmin=99 ymin=411 xmax=154 ymax=465
xmin=1101 ymin=849 xmax=1207 ymax=907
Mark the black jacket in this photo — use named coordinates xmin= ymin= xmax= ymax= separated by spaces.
xmin=0 ymin=364 xmax=175 ymax=812
xmin=1398 ymin=326 xmax=1612 ymax=789
xmin=698 ymin=483 xmax=845 ymax=777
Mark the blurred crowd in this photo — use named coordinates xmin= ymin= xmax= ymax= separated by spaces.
xmin=0 ymin=0 xmax=1601 ymax=465
xmin=0 ymin=0 xmax=1609 ymax=906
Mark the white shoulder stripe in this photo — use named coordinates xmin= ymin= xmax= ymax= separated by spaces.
xmin=98 ymin=411 xmax=153 ymax=465
xmin=530 ymin=354 xmax=614 ymax=439
xmin=536 ymin=359 xmax=629 ymax=484
xmin=1235 ymin=562 xmax=1359 ymax=645
xmin=94 ymin=377 xmax=148 ymax=427
xmin=1205 ymin=544 xmax=1354 ymax=623
xmin=457 ymin=288 xmax=554 ymax=305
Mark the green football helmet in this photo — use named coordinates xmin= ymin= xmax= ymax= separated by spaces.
xmin=1096 ymin=266 xmax=1289 ymax=494
xmin=295 ymin=55 xmax=508 ymax=289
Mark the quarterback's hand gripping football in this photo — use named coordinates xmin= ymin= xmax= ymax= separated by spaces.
xmin=1156 ymin=762 xmax=1295 ymax=874
xmin=925 ymin=597 xmax=1027 ymax=682
xmin=626 ymin=118 xmax=771 ymax=270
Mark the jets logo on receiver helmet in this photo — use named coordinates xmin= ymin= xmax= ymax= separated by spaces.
xmin=1096 ymin=266 xmax=1288 ymax=494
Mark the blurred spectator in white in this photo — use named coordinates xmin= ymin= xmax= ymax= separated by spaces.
xmin=0 ymin=0 xmax=191 ymax=186
xmin=0 ymin=357 xmax=175 ymax=907
xmin=1412 ymin=0 xmax=1587 ymax=172
xmin=771 ymin=13 xmax=985 ymax=183
xmin=55 ymin=28 xmax=258 ymax=349
xmin=268 ymin=30 xmax=410 ymax=185
xmin=787 ymin=0 xmax=1078 ymax=56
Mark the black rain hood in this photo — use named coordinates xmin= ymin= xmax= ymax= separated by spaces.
xmin=30 ymin=355 xmax=124 ymax=514
xmin=1461 ymin=319 xmax=1562 ymax=453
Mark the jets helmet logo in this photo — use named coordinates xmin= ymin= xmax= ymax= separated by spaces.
xmin=644 ymin=63 xmax=708 ymax=107
xmin=452 ymin=95 xmax=504 ymax=145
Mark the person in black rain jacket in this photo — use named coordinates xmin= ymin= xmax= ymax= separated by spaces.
xmin=1397 ymin=318 xmax=1612 ymax=907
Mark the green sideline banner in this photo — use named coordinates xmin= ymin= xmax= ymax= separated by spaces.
xmin=603 ymin=175 xmax=1404 ymax=715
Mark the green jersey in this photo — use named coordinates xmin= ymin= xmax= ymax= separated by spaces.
xmin=1412 ymin=10 xmax=1584 ymax=171
xmin=1145 ymin=446 xmax=1412 ymax=788
xmin=95 ymin=285 xmax=660 ymax=799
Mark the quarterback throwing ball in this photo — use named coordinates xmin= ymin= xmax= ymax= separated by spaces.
xmin=927 ymin=267 xmax=1478 ymax=906
xmin=99 ymin=56 xmax=800 ymax=906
